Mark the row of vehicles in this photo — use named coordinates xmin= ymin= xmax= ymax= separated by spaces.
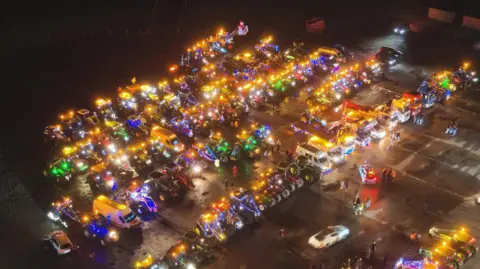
xmin=137 ymin=161 xmax=322 ymax=269
xmin=395 ymin=226 xmax=478 ymax=269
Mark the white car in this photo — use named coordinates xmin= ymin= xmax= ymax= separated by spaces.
xmin=43 ymin=230 xmax=75 ymax=255
xmin=308 ymin=225 xmax=350 ymax=249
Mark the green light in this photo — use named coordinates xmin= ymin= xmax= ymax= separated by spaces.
xmin=61 ymin=162 xmax=70 ymax=170
xmin=440 ymin=78 xmax=450 ymax=89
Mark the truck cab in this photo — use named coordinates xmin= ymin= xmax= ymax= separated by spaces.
xmin=307 ymin=136 xmax=345 ymax=164
xmin=295 ymin=144 xmax=332 ymax=173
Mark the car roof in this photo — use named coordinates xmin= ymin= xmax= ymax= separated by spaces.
xmin=53 ymin=233 xmax=70 ymax=246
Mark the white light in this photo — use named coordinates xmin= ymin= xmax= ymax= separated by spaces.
xmin=107 ymin=144 xmax=117 ymax=153
xmin=193 ymin=165 xmax=202 ymax=173
xmin=106 ymin=180 xmax=115 ymax=187
xmin=108 ymin=230 xmax=118 ymax=240
xmin=186 ymin=264 xmax=197 ymax=269
xmin=47 ymin=211 xmax=59 ymax=221
xmin=76 ymin=162 xmax=84 ymax=168
xmin=335 ymin=93 xmax=342 ymax=100
xmin=174 ymin=146 xmax=180 ymax=152
xmin=388 ymin=60 xmax=396 ymax=65
xmin=400 ymin=29 xmax=406 ymax=34
xmin=146 ymin=159 xmax=152 ymax=165
xmin=394 ymin=28 xmax=399 ymax=33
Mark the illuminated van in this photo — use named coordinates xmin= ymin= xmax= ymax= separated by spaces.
xmin=308 ymin=136 xmax=345 ymax=164
xmin=93 ymin=195 xmax=141 ymax=229
xmin=151 ymin=126 xmax=185 ymax=152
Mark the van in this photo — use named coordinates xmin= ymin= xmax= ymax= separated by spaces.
xmin=151 ymin=126 xmax=185 ymax=152
xmin=93 ymin=195 xmax=141 ymax=229
xmin=307 ymin=136 xmax=345 ymax=164
xmin=296 ymin=144 xmax=332 ymax=173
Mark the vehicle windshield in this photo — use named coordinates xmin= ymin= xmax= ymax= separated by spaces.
xmin=358 ymin=127 xmax=371 ymax=137
xmin=168 ymin=138 xmax=179 ymax=145
xmin=318 ymin=156 xmax=328 ymax=163
xmin=399 ymin=103 xmax=410 ymax=114
xmin=328 ymin=148 xmax=343 ymax=156
xmin=124 ymin=212 xmax=137 ymax=223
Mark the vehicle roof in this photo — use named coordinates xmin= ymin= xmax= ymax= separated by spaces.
xmin=308 ymin=136 xmax=336 ymax=149
xmin=95 ymin=195 xmax=131 ymax=214
xmin=353 ymin=83 xmax=399 ymax=107
xmin=53 ymin=233 xmax=71 ymax=246
xmin=298 ymin=143 xmax=323 ymax=154
xmin=151 ymin=126 xmax=177 ymax=138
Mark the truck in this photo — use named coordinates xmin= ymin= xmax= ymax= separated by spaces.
xmin=371 ymin=82 xmax=414 ymax=123
xmin=295 ymin=143 xmax=333 ymax=173
xmin=291 ymin=121 xmax=356 ymax=160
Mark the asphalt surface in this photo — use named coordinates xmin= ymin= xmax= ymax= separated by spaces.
xmin=3 ymin=11 xmax=480 ymax=269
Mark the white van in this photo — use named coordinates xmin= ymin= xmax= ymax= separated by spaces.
xmin=93 ymin=195 xmax=141 ymax=229
xmin=307 ymin=137 xmax=345 ymax=164
xmin=296 ymin=144 xmax=332 ymax=173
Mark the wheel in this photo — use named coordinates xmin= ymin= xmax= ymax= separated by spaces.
xmin=289 ymin=184 xmax=296 ymax=192
xmin=469 ymin=245 xmax=476 ymax=256
xmin=282 ymin=190 xmax=290 ymax=199
xmin=303 ymin=173 xmax=313 ymax=182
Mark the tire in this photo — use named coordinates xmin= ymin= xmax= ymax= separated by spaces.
xmin=469 ymin=246 xmax=476 ymax=256
xmin=289 ymin=184 xmax=296 ymax=192
xmin=282 ymin=190 xmax=290 ymax=199
xmin=303 ymin=173 xmax=313 ymax=182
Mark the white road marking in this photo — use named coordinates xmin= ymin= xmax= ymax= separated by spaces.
xmin=467 ymin=164 xmax=480 ymax=176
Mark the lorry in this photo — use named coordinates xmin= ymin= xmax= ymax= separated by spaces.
xmin=307 ymin=135 xmax=346 ymax=164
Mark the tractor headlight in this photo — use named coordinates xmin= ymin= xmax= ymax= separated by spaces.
xmin=108 ymin=230 xmax=119 ymax=241
xmin=193 ymin=165 xmax=202 ymax=174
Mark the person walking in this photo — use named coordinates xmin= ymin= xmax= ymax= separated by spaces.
xmin=224 ymin=177 xmax=229 ymax=190
xmin=232 ymin=165 xmax=238 ymax=178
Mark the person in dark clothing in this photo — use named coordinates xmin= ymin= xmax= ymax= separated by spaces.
xmin=224 ymin=178 xmax=229 ymax=190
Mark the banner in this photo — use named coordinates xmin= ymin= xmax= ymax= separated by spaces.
xmin=428 ymin=8 xmax=455 ymax=23
xmin=462 ymin=16 xmax=480 ymax=31
xmin=306 ymin=18 xmax=325 ymax=33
